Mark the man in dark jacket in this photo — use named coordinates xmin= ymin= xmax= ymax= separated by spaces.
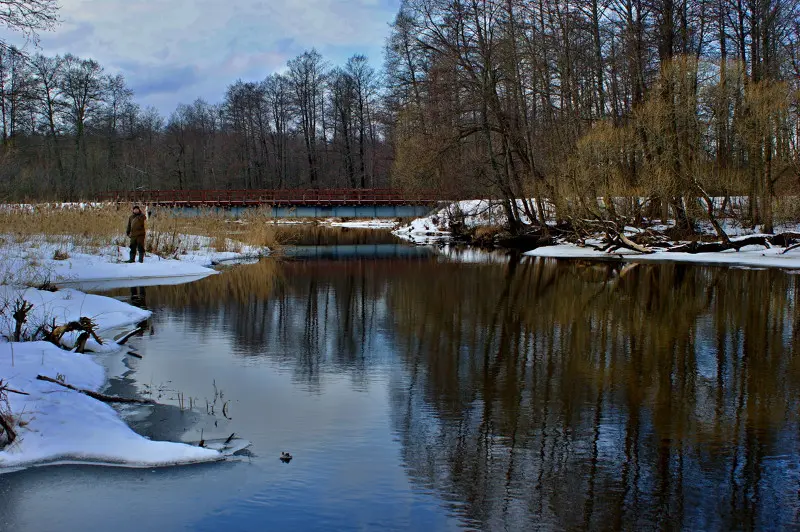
xmin=126 ymin=205 xmax=147 ymax=263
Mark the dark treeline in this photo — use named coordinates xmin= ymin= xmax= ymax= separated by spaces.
xmin=386 ymin=0 xmax=800 ymax=233
xmin=0 ymin=48 xmax=389 ymax=198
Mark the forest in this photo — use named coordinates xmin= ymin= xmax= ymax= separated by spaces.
xmin=387 ymin=0 xmax=800 ymax=235
xmin=1 ymin=0 xmax=800 ymax=234
xmin=0 ymin=48 xmax=389 ymax=197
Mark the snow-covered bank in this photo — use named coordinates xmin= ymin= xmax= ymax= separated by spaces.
xmin=0 ymin=234 xmax=270 ymax=288
xmin=396 ymin=200 xmax=800 ymax=270
xmin=525 ymin=243 xmax=800 ymax=270
xmin=321 ymin=218 xmax=400 ymax=229
xmin=0 ymin=342 xmax=226 ymax=470
xmin=0 ymin=286 xmax=244 ymax=471
xmin=393 ymin=200 xmax=534 ymax=244
xmin=0 ymin=286 xmax=151 ymax=346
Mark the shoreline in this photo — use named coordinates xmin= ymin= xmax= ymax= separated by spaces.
xmin=393 ymin=200 xmax=800 ymax=271
xmin=0 ymin=235 xmax=264 ymax=472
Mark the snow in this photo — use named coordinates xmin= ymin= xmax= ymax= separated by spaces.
xmin=0 ymin=286 xmax=242 ymax=471
xmin=0 ymin=286 xmax=151 ymax=345
xmin=0 ymin=234 xmax=269 ymax=288
xmin=0 ymin=342 xmax=225 ymax=470
xmin=397 ymin=199 xmax=800 ymax=270
xmin=525 ymin=245 xmax=626 ymax=260
xmin=393 ymin=199 xmax=548 ymax=244
xmin=392 ymin=213 xmax=452 ymax=244
xmin=525 ymin=244 xmax=800 ymax=270
xmin=321 ymin=218 xmax=399 ymax=229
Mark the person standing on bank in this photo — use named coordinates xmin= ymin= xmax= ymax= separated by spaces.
xmin=126 ymin=205 xmax=147 ymax=263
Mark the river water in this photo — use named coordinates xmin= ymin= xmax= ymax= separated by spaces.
xmin=2 ymin=229 xmax=799 ymax=531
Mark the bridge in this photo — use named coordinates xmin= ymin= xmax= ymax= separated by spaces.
xmin=98 ymin=188 xmax=445 ymax=218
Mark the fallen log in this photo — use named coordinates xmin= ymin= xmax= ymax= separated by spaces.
xmin=115 ymin=327 xmax=143 ymax=346
xmin=667 ymin=233 xmax=800 ymax=254
xmin=617 ymin=232 xmax=654 ymax=254
xmin=771 ymin=232 xmax=800 ymax=248
xmin=36 ymin=375 xmax=156 ymax=405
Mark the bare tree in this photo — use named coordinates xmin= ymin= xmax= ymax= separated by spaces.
xmin=0 ymin=0 xmax=59 ymax=44
xmin=288 ymin=49 xmax=327 ymax=187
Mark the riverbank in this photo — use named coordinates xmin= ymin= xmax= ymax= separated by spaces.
xmin=0 ymin=283 xmax=248 ymax=471
xmin=0 ymin=233 xmax=269 ymax=289
xmin=0 ymin=226 xmax=264 ymax=471
xmin=394 ymin=200 xmax=800 ymax=270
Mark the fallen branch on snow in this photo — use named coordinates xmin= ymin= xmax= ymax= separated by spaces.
xmin=561 ymin=222 xmax=800 ymax=256
xmin=115 ymin=327 xmax=143 ymax=346
xmin=36 ymin=375 xmax=156 ymax=405
xmin=668 ymin=232 xmax=800 ymax=254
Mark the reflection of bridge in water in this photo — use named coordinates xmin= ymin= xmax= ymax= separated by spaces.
xmin=99 ymin=188 xmax=446 ymax=218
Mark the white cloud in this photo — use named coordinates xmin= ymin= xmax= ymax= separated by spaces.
xmin=4 ymin=0 xmax=400 ymax=113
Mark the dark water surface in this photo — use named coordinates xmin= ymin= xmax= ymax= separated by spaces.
xmin=2 ymin=232 xmax=800 ymax=531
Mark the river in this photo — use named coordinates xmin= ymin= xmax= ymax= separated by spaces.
xmin=1 ymin=228 xmax=799 ymax=531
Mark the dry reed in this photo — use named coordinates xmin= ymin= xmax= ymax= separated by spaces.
xmin=0 ymin=204 xmax=281 ymax=257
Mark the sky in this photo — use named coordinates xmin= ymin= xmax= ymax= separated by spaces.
xmin=2 ymin=0 xmax=402 ymax=115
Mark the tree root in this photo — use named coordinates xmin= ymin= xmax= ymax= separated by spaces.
xmin=0 ymin=381 xmax=19 ymax=446
xmin=43 ymin=317 xmax=103 ymax=353
xmin=0 ymin=412 xmax=16 ymax=446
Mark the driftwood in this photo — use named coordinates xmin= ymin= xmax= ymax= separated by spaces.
xmin=44 ymin=317 xmax=103 ymax=353
xmin=668 ymin=232 xmax=800 ymax=254
xmin=36 ymin=375 xmax=155 ymax=405
xmin=592 ymin=220 xmax=656 ymax=254
xmin=115 ymin=327 xmax=143 ymax=346
xmin=614 ymin=232 xmax=654 ymax=254
xmin=560 ymin=220 xmax=800 ymax=256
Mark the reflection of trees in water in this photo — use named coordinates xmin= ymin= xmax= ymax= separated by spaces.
xmin=133 ymin=258 xmax=397 ymax=391
xmin=109 ymin=257 xmax=800 ymax=528
xmin=387 ymin=260 xmax=800 ymax=529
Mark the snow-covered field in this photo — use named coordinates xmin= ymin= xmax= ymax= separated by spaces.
xmin=0 ymin=233 xmax=269 ymax=289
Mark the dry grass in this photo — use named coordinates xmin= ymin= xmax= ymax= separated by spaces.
xmin=0 ymin=204 xmax=281 ymax=258
xmin=774 ymin=196 xmax=800 ymax=227
xmin=472 ymin=225 xmax=505 ymax=247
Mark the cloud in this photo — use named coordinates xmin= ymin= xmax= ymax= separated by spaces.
xmin=4 ymin=0 xmax=401 ymax=114
xmin=122 ymin=62 xmax=202 ymax=97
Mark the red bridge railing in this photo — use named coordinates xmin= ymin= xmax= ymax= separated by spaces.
xmin=97 ymin=188 xmax=446 ymax=207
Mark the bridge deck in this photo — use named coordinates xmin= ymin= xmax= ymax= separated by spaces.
xmin=99 ymin=189 xmax=444 ymax=207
